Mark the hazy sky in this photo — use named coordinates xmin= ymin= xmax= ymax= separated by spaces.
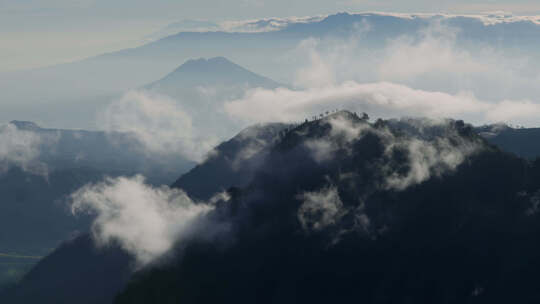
xmin=2 ymin=0 xmax=540 ymax=72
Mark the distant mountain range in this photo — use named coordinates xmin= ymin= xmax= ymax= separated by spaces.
xmin=4 ymin=12 xmax=540 ymax=128
xmin=476 ymin=124 xmax=540 ymax=160
xmin=8 ymin=120 xmax=195 ymax=184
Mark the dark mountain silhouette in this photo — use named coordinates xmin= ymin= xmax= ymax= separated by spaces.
xmin=114 ymin=112 xmax=540 ymax=304
xmin=0 ymin=235 xmax=133 ymax=304
xmin=173 ymin=122 xmax=290 ymax=200
xmin=7 ymin=111 xmax=540 ymax=304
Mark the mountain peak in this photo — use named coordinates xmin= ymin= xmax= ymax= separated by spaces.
xmin=9 ymin=120 xmax=40 ymax=130
xmin=179 ymin=57 xmax=232 ymax=69
xmin=146 ymin=56 xmax=280 ymax=89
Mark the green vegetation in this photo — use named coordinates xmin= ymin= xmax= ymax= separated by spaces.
xmin=0 ymin=254 xmax=42 ymax=290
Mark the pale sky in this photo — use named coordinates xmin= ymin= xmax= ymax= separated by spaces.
xmin=2 ymin=0 xmax=540 ymax=72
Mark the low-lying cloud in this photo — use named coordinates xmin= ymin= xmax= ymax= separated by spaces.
xmin=225 ymin=82 xmax=540 ymax=127
xmin=71 ymin=175 xmax=228 ymax=267
xmin=284 ymin=19 xmax=540 ymax=107
xmin=297 ymin=185 xmax=348 ymax=232
xmin=98 ymin=90 xmax=219 ymax=162
xmin=383 ymin=136 xmax=479 ymax=190
xmin=0 ymin=122 xmax=54 ymax=176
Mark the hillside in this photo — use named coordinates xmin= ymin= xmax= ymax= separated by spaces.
xmin=112 ymin=112 xmax=540 ymax=303
xmin=7 ymin=112 xmax=540 ymax=303
xmin=173 ymin=122 xmax=289 ymax=200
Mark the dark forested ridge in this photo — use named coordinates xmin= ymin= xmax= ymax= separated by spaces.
xmin=6 ymin=111 xmax=540 ymax=304
xmin=115 ymin=112 xmax=540 ymax=304
xmin=172 ymin=122 xmax=289 ymax=200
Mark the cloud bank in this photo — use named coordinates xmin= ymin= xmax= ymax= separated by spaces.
xmin=71 ymin=175 xmax=227 ymax=266
xmin=151 ymin=12 xmax=540 ymax=40
xmin=98 ymin=90 xmax=219 ymax=162
xmin=225 ymin=82 xmax=540 ymax=127
xmin=283 ymin=19 xmax=540 ymax=107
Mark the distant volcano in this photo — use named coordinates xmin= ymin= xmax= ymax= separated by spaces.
xmin=146 ymin=57 xmax=281 ymax=90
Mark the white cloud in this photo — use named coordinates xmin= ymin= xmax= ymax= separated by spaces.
xmin=224 ymin=81 xmax=540 ymax=127
xmin=220 ymin=15 xmax=326 ymax=33
xmin=286 ymin=19 xmax=540 ymax=105
xmin=304 ymin=139 xmax=337 ymax=163
xmin=377 ymin=23 xmax=472 ymax=81
xmin=374 ymin=22 xmax=540 ymax=100
xmin=98 ymin=90 xmax=219 ymax=162
xmin=383 ymin=136 xmax=480 ymax=190
xmin=0 ymin=123 xmax=54 ymax=176
xmin=71 ymin=175 xmax=228 ymax=267
xmin=297 ymin=185 xmax=348 ymax=232
xmin=145 ymin=15 xmax=327 ymax=42
xmin=286 ymin=19 xmax=372 ymax=88
xmin=293 ymin=38 xmax=337 ymax=88
xmin=303 ymin=112 xmax=481 ymax=191
xmin=304 ymin=114 xmax=371 ymax=163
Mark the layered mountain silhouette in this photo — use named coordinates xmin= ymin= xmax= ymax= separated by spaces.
xmin=476 ymin=124 xmax=540 ymax=160
xmin=7 ymin=111 xmax=540 ymax=303
xmin=112 ymin=112 xmax=540 ymax=303
xmin=7 ymin=120 xmax=195 ymax=184
xmin=0 ymin=120 xmax=197 ymax=238
xmin=0 ymin=121 xmax=195 ymax=289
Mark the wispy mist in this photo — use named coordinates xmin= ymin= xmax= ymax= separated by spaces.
xmin=98 ymin=90 xmax=220 ymax=162
xmin=71 ymin=175 xmax=229 ymax=266
xmin=0 ymin=122 xmax=57 ymax=176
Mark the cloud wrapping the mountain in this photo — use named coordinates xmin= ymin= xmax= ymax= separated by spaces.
xmin=229 ymin=123 xmax=288 ymax=170
xmin=304 ymin=114 xmax=481 ymax=192
xmin=225 ymin=82 xmax=540 ymax=126
xmin=98 ymin=90 xmax=219 ymax=162
xmin=383 ymin=136 xmax=479 ymax=190
xmin=297 ymin=185 xmax=348 ymax=232
xmin=71 ymin=175 xmax=227 ymax=266
xmin=0 ymin=123 xmax=53 ymax=176
xmin=303 ymin=114 xmax=371 ymax=163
